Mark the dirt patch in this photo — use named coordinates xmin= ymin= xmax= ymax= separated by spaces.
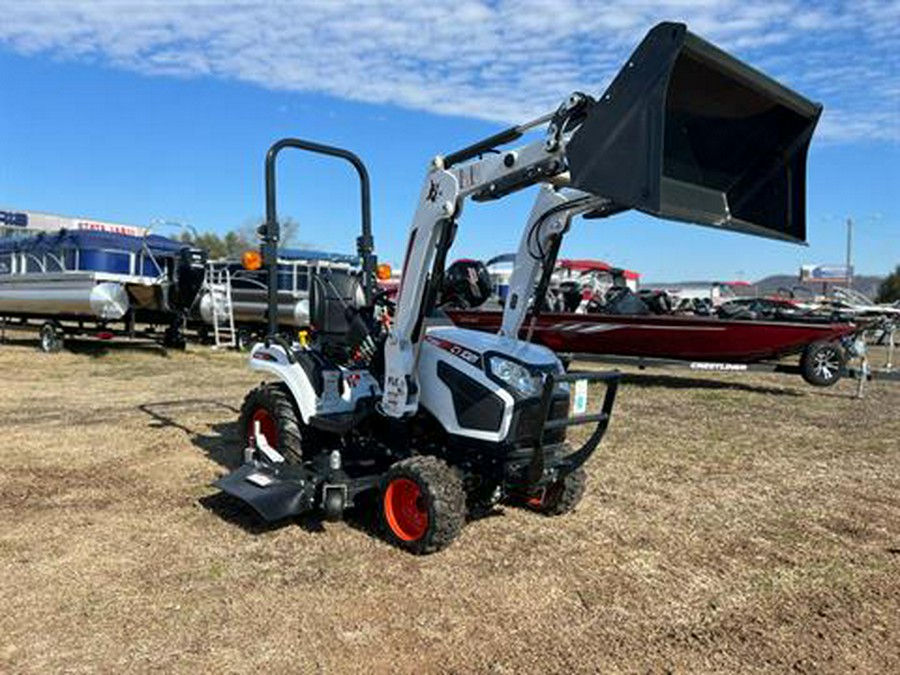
xmin=0 ymin=338 xmax=898 ymax=673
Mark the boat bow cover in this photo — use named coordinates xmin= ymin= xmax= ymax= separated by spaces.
xmin=0 ymin=230 xmax=191 ymax=257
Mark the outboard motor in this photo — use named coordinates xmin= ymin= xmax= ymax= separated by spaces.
xmin=442 ymin=259 xmax=492 ymax=309
xmin=170 ymin=246 xmax=208 ymax=311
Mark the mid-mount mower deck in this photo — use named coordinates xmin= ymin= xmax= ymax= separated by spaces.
xmin=213 ymin=22 xmax=822 ymax=553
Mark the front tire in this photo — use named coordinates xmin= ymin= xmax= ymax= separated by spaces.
xmin=800 ymin=341 xmax=846 ymax=387
xmin=526 ymin=467 xmax=587 ymax=516
xmin=238 ymin=383 xmax=304 ymax=463
xmin=380 ymin=456 xmax=466 ymax=554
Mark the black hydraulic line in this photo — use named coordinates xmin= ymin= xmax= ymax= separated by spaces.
xmin=263 ymin=138 xmax=376 ymax=338
xmin=532 ymin=233 xmax=563 ymax=315
xmin=442 ymin=126 xmax=522 ymax=169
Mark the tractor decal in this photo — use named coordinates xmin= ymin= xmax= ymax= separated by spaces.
xmin=424 ymin=335 xmax=482 ymax=368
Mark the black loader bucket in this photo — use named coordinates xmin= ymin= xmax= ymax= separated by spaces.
xmin=567 ymin=22 xmax=822 ymax=243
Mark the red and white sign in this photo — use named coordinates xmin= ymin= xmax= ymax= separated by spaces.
xmin=74 ymin=220 xmax=147 ymax=237
xmin=0 ymin=208 xmax=148 ymax=237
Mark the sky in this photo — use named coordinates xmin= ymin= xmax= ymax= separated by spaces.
xmin=1 ymin=0 xmax=898 ymax=282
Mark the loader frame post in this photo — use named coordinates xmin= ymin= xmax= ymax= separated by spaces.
xmin=263 ymin=138 xmax=376 ymax=339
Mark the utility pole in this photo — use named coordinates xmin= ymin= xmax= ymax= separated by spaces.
xmin=845 ymin=217 xmax=853 ymax=289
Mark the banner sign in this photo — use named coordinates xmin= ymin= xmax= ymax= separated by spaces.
xmin=0 ymin=209 xmax=147 ymax=237
xmin=800 ymin=264 xmax=852 ymax=282
xmin=0 ymin=211 xmax=28 ymax=228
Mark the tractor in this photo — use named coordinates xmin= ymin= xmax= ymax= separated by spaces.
xmin=215 ymin=22 xmax=822 ymax=553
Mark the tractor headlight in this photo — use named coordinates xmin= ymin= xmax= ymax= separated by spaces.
xmin=488 ymin=355 xmax=543 ymax=398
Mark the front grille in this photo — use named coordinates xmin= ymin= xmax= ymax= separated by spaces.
xmin=509 ymin=391 xmax=568 ymax=447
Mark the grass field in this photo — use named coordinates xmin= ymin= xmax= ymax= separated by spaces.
xmin=0 ymin=334 xmax=897 ymax=673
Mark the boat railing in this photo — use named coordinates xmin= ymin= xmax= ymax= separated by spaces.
xmin=141 ymin=218 xmax=199 ymax=285
xmin=206 ymin=257 xmax=356 ymax=296
xmin=45 ymin=252 xmax=66 ymax=273
xmin=23 ymin=252 xmax=47 ymax=274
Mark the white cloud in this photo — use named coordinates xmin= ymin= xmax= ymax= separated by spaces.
xmin=0 ymin=0 xmax=896 ymax=142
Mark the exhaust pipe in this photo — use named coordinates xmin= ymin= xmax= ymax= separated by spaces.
xmin=567 ymin=22 xmax=822 ymax=243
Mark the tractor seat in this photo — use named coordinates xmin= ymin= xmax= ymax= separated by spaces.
xmin=309 ymin=268 xmax=371 ymax=361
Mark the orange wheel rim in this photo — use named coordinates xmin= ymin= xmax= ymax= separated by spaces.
xmin=526 ymin=488 xmax=546 ymax=508
xmin=249 ymin=408 xmax=278 ymax=448
xmin=384 ymin=478 xmax=428 ymax=541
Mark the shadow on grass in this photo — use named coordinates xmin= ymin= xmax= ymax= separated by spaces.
xmin=198 ymin=492 xmax=327 ymax=535
xmin=138 ymin=398 xmax=511 ymax=543
xmin=199 ymin=482 xmax=384 ymax=540
xmin=137 ymin=399 xmax=242 ymax=470
xmin=619 ymin=371 xmax=805 ymax=396
xmin=139 ymin=398 xmax=368 ymax=539
xmin=1 ymin=334 xmax=170 ymax=358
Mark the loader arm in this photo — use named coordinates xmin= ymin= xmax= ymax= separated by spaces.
xmin=500 ymin=186 xmax=614 ymax=339
xmin=382 ymin=137 xmax=572 ymax=417
xmin=379 ymin=20 xmax=821 ymax=418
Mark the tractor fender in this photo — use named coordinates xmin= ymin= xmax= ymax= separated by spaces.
xmin=248 ymin=343 xmax=318 ymax=423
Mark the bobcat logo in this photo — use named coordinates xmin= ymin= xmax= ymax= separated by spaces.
xmin=426 ymin=180 xmax=442 ymax=203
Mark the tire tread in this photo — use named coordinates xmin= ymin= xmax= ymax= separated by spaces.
xmin=381 ymin=455 xmax=466 ymax=554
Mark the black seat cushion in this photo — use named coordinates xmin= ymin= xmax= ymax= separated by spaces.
xmin=309 ymin=269 xmax=370 ymax=360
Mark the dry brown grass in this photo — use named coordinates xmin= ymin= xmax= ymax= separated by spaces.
xmin=0 ymin=333 xmax=897 ymax=674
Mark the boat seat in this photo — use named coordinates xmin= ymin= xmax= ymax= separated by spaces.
xmin=603 ymin=287 xmax=651 ymax=315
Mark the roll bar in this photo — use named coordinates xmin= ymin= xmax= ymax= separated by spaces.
xmin=263 ymin=138 xmax=376 ymax=338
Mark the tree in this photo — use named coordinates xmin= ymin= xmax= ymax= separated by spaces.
xmin=176 ymin=215 xmax=310 ymax=260
xmin=237 ymin=216 xmax=303 ymax=249
xmin=876 ymin=265 xmax=900 ymax=303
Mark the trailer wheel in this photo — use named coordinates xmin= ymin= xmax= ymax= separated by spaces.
xmin=526 ymin=467 xmax=587 ymax=516
xmin=162 ymin=324 xmax=187 ymax=350
xmin=800 ymin=341 xmax=846 ymax=387
xmin=39 ymin=322 xmax=63 ymax=353
xmin=236 ymin=328 xmax=255 ymax=352
xmin=238 ymin=383 xmax=304 ymax=463
xmin=380 ymin=456 xmax=465 ymax=554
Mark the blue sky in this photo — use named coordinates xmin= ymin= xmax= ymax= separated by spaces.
xmin=1 ymin=1 xmax=898 ymax=281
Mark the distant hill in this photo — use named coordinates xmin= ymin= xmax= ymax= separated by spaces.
xmin=751 ymin=274 xmax=883 ymax=299
xmin=644 ymin=274 xmax=885 ymax=299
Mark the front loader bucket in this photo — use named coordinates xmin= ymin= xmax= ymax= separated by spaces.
xmin=567 ymin=22 xmax=821 ymax=243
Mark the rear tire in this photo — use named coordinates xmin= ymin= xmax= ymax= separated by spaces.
xmin=380 ymin=456 xmax=465 ymax=554
xmin=238 ymin=383 xmax=304 ymax=463
xmin=526 ymin=467 xmax=587 ymax=516
xmin=800 ymin=341 xmax=846 ymax=387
